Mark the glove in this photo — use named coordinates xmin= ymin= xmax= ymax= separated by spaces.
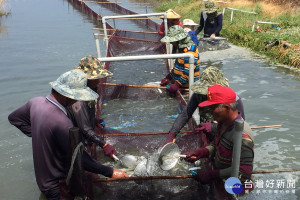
xmin=182 ymin=147 xmax=209 ymax=163
xmin=111 ymin=169 xmax=129 ymax=178
xmin=194 ymin=122 xmax=212 ymax=134
xmin=164 ymin=131 xmax=176 ymax=145
xmin=194 ymin=169 xmax=220 ymax=184
xmin=95 ymin=118 xmax=105 ymax=129
xmin=160 ymin=74 xmax=172 ymax=86
xmin=167 ymin=83 xmax=180 ymax=93
xmin=103 ymin=143 xmax=117 ymax=159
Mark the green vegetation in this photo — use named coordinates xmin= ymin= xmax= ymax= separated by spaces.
xmin=154 ymin=0 xmax=300 ymax=69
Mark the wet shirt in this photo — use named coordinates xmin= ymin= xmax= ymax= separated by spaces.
xmin=196 ymin=12 xmax=223 ymax=37
xmin=67 ymin=101 xmax=106 ymax=147
xmin=8 ymin=96 xmax=71 ymax=193
xmin=8 ymin=95 xmax=113 ymax=194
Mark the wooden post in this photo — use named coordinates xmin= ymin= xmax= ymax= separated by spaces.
xmin=67 ymin=127 xmax=85 ymax=197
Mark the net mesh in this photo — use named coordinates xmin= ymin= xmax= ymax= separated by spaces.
xmin=66 ymin=0 xmax=234 ymax=199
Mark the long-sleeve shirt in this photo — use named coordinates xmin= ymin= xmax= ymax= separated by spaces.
xmin=171 ymin=45 xmax=200 ymax=87
xmin=169 ymin=93 xmax=245 ymax=135
xmin=8 ymin=95 xmax=113 ymax=194
xmin=196 ymin=12 xmax=223 ymax=37
xmin=67 ymin=101 xmax=106 ymax=147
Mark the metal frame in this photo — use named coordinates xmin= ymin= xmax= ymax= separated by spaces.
xmin=222 ymin=7 xmax=257 ymax=23
xmin=97 ymin=53 xmax=195 ymax=98
xmin=252 ymin=21 xmax=279 ymax=32
xmin=101 ymin=13 xmax=167 ymax=52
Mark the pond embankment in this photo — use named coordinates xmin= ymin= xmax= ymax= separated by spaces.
xmin=154 ymin=0 xmax=300 ymax=69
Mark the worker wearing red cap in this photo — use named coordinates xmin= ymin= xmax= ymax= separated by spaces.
xmin=182 ymin=84 xmax=254 ymax=191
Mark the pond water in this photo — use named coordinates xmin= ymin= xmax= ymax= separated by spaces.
xmin=0 ymin=0 xmax=299 ymax=199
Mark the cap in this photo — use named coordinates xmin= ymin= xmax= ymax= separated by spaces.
xmin=198 ymin=84 xmax=236 ymax=107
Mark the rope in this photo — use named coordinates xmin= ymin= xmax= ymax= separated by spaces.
xmin=66 ymin=142 xmax=83 ymax=185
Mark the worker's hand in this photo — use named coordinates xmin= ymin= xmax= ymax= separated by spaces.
xmin=163 ymin=131 xmax=176 ymax=145
xmin=167 ymin=82 xmax=180 ymax=93
xmin=95 ymin=118 xmax=105 ymax=129
xmin=194 ymin=122 xmax=211 ymax=134
xmin=112 ymin=169 xmax=129 ymax=178
xmin=194 ymin=169 xmax=219 ymax=184
xmin=103 ymin=143 xmax=117 ymax=159
xmin=181 ymin=147 xmax=209 ymax=162
xmin=210 ymin=33 xmax=216 ymax=39
xmin=160 ymin=74 xmax=172 ymax=86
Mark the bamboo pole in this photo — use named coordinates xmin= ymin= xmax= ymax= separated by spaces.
xmin=99 ymin=82 xmax=189 ymax=91
xmin=93 ymin=28 xmax=157 ymax=34
xmin=94 ymin=175 xmax=194 ymax=182
xmin=94 ymin=168 xmax=300 ymax=182
xmin=100 ymin=17 xmax=160 ymax=20
xmin=94 ymin=34 xmax=162 ymax=43
xmin=101 ymin=125 xmax=282 ymax=137
xmin=250 ymin=124 xmax=282 ymax=129
xmin=83 ymin=1 xmax=121 ymax=3
xmin=252 ymin=169 xmax=300 ymax=174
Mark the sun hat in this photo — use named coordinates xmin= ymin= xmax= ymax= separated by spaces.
xmin=178 ymin=34 xmax=196 ymax=48
xmin=203 ymin=1 xmax=219 ymax=14
xmin=198 ymin=84 xmax=236 ymax=107
xmin=183 ymin=19 xmax=198 ymax=26
xmin=74 ymin=56 xmax=112 ymax=80
xmin=160 ymin=9 xmax=181 ymax=19
xmin=161 ymin=25 xmax=188 ymax=43
xmin=49 ymin=69 xmax=99 ymax=101
xmin=191 ymin=66 xmax=229 ymax=95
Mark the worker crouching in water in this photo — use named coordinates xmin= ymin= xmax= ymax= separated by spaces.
xmin=160 ymin=25 xmax=200 ymax=94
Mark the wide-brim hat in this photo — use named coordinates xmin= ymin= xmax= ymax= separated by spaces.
xmin=50 ymin=69 xmax=99 ymax=101
xmin=191 ymin=66 xmax=229 ymax=95
xmin=203 ymin=1 xmax=219 ymax=14
xmin=178 ymin=34 xmax=196 ymax=48
xmin=74 ymin=56 xmax=113 ymax=80
xmin=183 ymin=19 xmax=198 ymax=26
xmin=161 ymin=25 xmax=188 ymax=43
xmin=160 ymin=9 xmax=181 ymax=19
xmin=199 ymin=84 xmax=236 ymax=107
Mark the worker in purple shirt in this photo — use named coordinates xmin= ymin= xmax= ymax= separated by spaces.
xmin=8 ymin=69 xmax=128 ymax=200
xmin=195 ymin=1 xmax=223 ymax=38
xmin=67 ymin=56 xmax=117 ymax=159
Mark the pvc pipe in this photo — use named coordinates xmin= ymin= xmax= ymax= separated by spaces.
xmin=231 ymin=119 xmax=244 ymax=178
xmin=94 ymin=33 xmax=101 ymax=58
xmin=101 ymin=13 xmax=166 ymax=54
xmin=97 ymin=53 xmax=195 ymax=98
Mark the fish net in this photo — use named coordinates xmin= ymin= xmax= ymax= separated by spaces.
xmin=66 ymin=0 xmax=234 ymax=199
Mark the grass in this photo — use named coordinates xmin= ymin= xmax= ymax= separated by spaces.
xmin=154 ymin=0 xmax=300 ymax=69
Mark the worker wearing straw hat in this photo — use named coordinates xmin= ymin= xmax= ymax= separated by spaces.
xmin=195 ymin=0 xmax=223 ymax=38
xmin=8 ymin=69 xmax=128 ymax=199
xmin=158 ymin=9 xmax=183 ymax=37
xmin=183 ymin=19 xmax=199 ymax=46
xmin=67 ymin=56 xmax=118 ymax=160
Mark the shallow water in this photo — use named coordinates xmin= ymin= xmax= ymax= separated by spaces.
xmin=0 ymin=0 xmax=299 ymax=199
